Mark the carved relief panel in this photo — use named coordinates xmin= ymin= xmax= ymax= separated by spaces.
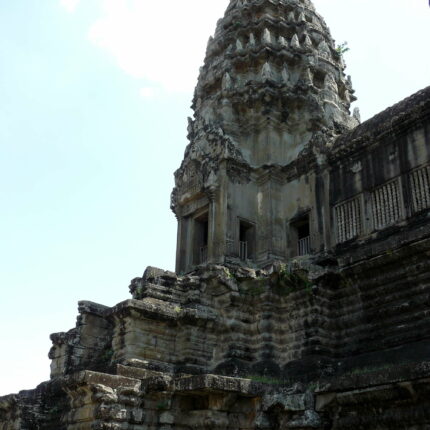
xmin=178 ymin=161 xmax=203 ymax=202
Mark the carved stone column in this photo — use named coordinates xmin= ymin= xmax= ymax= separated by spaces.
xmin=207 ymin=162 xmax=228 ymax=264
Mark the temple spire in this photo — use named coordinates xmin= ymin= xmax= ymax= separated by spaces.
xmin=193 ymin=0 xmax=358 ymax=166
xmin=173 ymin=0 xmax=359 ymax=273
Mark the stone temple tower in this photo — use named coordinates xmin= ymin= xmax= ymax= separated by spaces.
xmin=172 ymin=0 xmax=359 ymax=274
xmin=2 ymin=0 xmax=430 ymax=427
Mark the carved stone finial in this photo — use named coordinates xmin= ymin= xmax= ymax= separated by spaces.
xmin=291 ymin=34 xmax=300 ymax=49
xmin=303 ymin=34 xmax=313 ymax=50
xmin=302 ymin=68 xmax=313 ymax=85
xmin=353 ymin=107 xmax=361 ymax=123
xmin=298 ymin=11 xmax=306 ymax=23
xmin=324 ymin=73 xmax=338 ymax=91
xmin=222 ymin=72 xmax=233 ymax=90
xmin=187 ymin=117 xmax=194 ymax=139
xmin=262 ymin=28 xmax=272 ymax=45
xmin=261 ymin=62 xmax=273 ymax=82
xmin=279 ymin=36 xmax=288 ymax=48
xmin=281 ymin=67 xmax=290 ymax=84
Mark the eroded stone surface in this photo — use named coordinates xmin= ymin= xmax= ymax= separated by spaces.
xmin=1 ymin=0 xmax=430 ymax=429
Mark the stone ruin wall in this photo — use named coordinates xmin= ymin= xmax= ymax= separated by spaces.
xmin=3 ymin=243 xmax=430 ymax=429
xmin=2 ymin=88 xmax=430 ymax=429
xmin=1 ymin=0 xmax=430 ymax=426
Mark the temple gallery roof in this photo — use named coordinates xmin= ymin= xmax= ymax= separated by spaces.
xmin=333 ymin=86 xmax=430 ymax=155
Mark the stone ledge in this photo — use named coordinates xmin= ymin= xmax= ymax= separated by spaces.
xmin=116 ymin=364 xmax=167 ymax=380
xmin=64 ymin=371 xmax=140 ymax=391
xmin=173 ymin=374 xmax=266 ymax=396
xmin=110 ymin=299 xmax=179 ymax=323
xmin=109 ymin=298 xmax=220 ymax=326
xmin=316 ymin=377 xmax=430 ymax=411
xmin=140 ymin=373 xmax=270 ymax=396
xmin=317 ymin=361 xmax=430 ymax=394
xmin=78 ymin=301 xmax=111 ymax=317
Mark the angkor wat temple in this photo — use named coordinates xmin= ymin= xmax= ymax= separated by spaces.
xmin=2 ymin=0 xmax=430 ymax=428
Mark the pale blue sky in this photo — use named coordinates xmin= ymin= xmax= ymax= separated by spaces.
xmin=0 ymin=0 xmax=429 ymax=395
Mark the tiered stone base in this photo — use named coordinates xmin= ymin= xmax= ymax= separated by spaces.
xmin=3 ymin=362 xmax=430 ymax=429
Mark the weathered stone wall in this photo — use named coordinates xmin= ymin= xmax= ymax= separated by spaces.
xmin=2 ymin=1 xmax=430 ymax=429
xmin=5 ymin=364 xmax=430 ymax=429
xmin=331 ymin=235 xmax=430 ymax=370
xmin=26 ymin=235 xmax=430 ymax=388
xmin=0 ymin=381 xmax=68 ymax=430
xmin=3 ymin=89 xmax=430 ymax=430
xmin=50 ymin=302 xmax=113 ymax=378
xmin=2 ymin=245 xmax=430 ymax=429
xmin=125 ymin=264 xmax=338 ymax=380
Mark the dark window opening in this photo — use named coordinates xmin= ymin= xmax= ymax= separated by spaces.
xmin=297 ymin=222 xmax=310 ymax=240
xmin=313 ymin=71 xmax=326 ymax=89
xmin=193 ymin=212 xmax=209 ymax=264
xmin=239 ymin=220 xmax=255 ymax=261
xmin=178 ymin=395 xmax=209 ymax=411
xmin=291 ymin=216 xmax=311 ymax=256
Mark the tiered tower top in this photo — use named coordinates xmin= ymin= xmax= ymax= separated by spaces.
xmin=192 ymin=0 xmax=358 ymax=165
